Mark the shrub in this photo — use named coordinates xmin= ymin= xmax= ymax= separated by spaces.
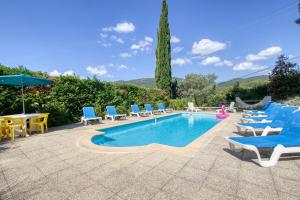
xmin=169 ymin=99 xmax=188 ymax=110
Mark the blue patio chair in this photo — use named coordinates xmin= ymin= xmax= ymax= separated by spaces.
xmin=82 ymin=107 xmax=102 ymax=125
xmin=226 ymin=109 xmax=300 ymax=167
xmin=157 ymin=103 xmax=173 ymax=113
xmin=130 ymin=104 xmax=151 ymax=117
xmin=105 ymin=106 xmax=126 ymax=121
xmin=144 ymin=104 xmax=160 ymax=115
xmin=236 ymin=106 xmax=299 ymax=136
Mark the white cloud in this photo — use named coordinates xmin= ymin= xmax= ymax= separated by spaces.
xmin=192 ymin=39 xmax=226 ymax=55
xmin=171 ymin=36 xmax=180 ymax=43
xmin=246 ymin=46 xmax=282 ymax=61
xmin=62 ymin=70 xmax=75 ymax=76
xmin=130 ymin=36 xmax=153 ymax=52
xmin=49 ymin=70 xmax=61 ymax=77
xmin=215 ymin=60 xmax=233 ymax=67
xmin=49 ymin=70 xmax=76 ymax=76
xmin=86 ymin=65 xmax=108 ymax=76
xmin=110 ymin=35 xmax=124 ymax=44
xmin=99 ymin=33 xmax=108 ymax=38
xmin=233 ymin=62 xmax=265 ymax=71
xmin=201 ymin=56 xmax=221 ymax=65
xmin=200 ymin=56 xmax=233 ymax=67
xmin=117 ymin=64 xmax=129 ymax=70
xmin=120 ymin=52 xmax=132 ymax=58
xmin=172 ymin=47 xmax=183 ymax=53
xmin=171 ymin=58 xmax=192 ymax=66
xmin=102 ymin=22 xmax=135 ymax=33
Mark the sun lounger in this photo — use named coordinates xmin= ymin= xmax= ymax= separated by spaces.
xmin=105 ymin=106 xmax=126 ymax=121
xmin=144 ymin=104 xmax=160 ymax=115
xmin=187 ymin=102 xmax=201 ymax=112
xmin=226 ymin=110 xmax=300 ymax=167
xmin=82 ymin=107 xmax=102 ymax=125
xmin=157 ymin=103 xmax=172 ymax=113
xmin=130 ymin=104 xmax=151 ymax=117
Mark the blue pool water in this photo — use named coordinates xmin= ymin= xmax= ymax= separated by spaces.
xmin=92 ymin=114 xmax=220 ymax=147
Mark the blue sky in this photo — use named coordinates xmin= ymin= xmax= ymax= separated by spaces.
xmin=0 ymin=0 xmax=299 ymax=82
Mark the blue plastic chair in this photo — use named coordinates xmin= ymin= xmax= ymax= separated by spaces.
xmin=237 ymin=106 xmax=299 ymax=136
xmin=105 ymin=106 xmax=126 ymax=121
xmin=227 ymin=110 xmax=300 ymax=167
xmin=130 ymin=104 xmax=151 ymax=117
xmin=82 ymin=107 xmax=102 ymax=125
xmin=144 ymin=104 xmax=160 ymax=115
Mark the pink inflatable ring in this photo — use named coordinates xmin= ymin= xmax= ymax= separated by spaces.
xmin=216 ymin=113 xmax=229 ymax=119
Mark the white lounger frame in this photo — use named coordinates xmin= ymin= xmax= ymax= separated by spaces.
xmin=81 ymin=117 xmax=102 ymax=126
xmin=235 ymin=124 xmax=282 ymax=136
xmin=130 ymin=111 xmax=151 ymax=117
xmin=225 ymin=136 xmax=300 ymax=167
xmin=105 ymin=114 xmax=126 ymax=121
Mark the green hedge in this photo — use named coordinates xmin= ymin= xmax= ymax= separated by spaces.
xmin=0 ymin=66 xmax=168 ymax=126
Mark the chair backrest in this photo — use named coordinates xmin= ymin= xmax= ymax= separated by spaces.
xmin=188 ymin=102 xmax=194 ymax=109
xmin=263 ymin=101 xmax=273 ymax=110
xmin=282 ymin=108 xmax=300 ymax=136
xmin=144 ymin=104 xmax=153 ymax=112
xmin=131 ymin=104 xmax=140 ymax=113
xmin=83 ymin=107 xmax=97 ymax=118
xmin=229 ymin=102 xmax=235 ymax=109
xmin=272 ymin=106 xmax=299 ymax=127
xmin=40 ymin=113 xmax=49 ymax=123
xmin=158 ymin=103 xmax=165 ymax=110
xmin=106 ymin=106 xmax=118 ymax=116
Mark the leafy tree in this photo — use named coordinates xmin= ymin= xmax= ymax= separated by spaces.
xmin=171 ymin=78 xmax=179 ymax=99
xmin=179 ymin=73 xmax=217 ymax=106
xmin=155 ymin=0 xmax=172 ymax=97
xmin=269 ymin=55 xmax=300 ymax=100
xmin=296 ymin=2 xmax=300 ymax=24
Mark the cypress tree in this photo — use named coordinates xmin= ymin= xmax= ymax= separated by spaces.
xmin=155 ymin=0 xmax=172 ymax=97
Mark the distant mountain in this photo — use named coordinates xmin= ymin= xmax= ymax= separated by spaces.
xmin=218 ymin=75 xmax=269 ymax=89
xmin=115 ymin=77 xmax=184 ymax=88
xmin=115 ymin=75 xmax=269 ymax=89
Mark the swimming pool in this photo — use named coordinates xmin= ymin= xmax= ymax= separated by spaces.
xmin=92 ymin=113 xmax=220 ymax=147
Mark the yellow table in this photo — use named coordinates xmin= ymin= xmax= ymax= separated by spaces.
xmin=1 ymin=113 xmax=42 ymax=137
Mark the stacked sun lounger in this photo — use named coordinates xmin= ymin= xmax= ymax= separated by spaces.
xmin=225 ymin=101 xmax=300 ymax=167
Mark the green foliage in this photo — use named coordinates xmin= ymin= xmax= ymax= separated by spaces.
xmin=155 ymin=0 xmax=172 ymax=97
xmin=0 ymin=65 xmax=168 ymax=126
xmin=179 ymin=73 xmax=217 ymax=106
xmin=269 ymin=55 xmax=300 ymax=100
xmin=206 ymin=93 xmax=226 ymax=107
xmin=169 ymin=99 xmax=188 ymax=110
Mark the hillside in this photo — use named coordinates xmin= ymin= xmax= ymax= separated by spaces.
xmin=217 ymin=75 xmax=269 ymax=89
xmin=115 ymin=77 xmax=184 ymax=88
xmin=115 ymin=75 xmax=269 ymax=89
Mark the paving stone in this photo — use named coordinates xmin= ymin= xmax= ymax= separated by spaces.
xmin=72 ymin=184 xmax=114 ymax=200
xmin=237 ymin=181 xmax=279 ymax=200
xmin=121 ymin=163 xmax=152 ymax=178
xmin=203 ymin=174 xmax=238 ymax=196
xmin=60 ymin=173 xmax=96 ymax=195
xmin=154 ymin=159 xmax=185 ymax=175
xmin=117 ymin=182 xmax=159 ymax=200
xmin=137 ymin=168 xmax=174 ymax=189
xmin=186 ymin=155 xmax=217 ymax=172
xmin=274 ymin=176 xmax=300 ymax=197
xmin=87 ymin=164 xmax=118 ymax=181
xmin=35 ymin=157 xmax=69 ymax=176
xmin=151 ymin=191 xmax=184 ymax=200
xmin=193 ymin=185 xmax=236 ymax=200
xmin=47 ymin=167 xmax=82 ymax=184
xmin=278 ymin=192 xmax=299 ymax=200
xmin=239 ymin=167 xmax=275 ymax=189
xmin=271 ymin=167 xmax=300 ymax=182
xmin=98 ymin=170 xmax=136 ymax=193
xmin=137 ymin=153 xmax=167 ymax=168
xmin=162 ymin=177 xmax=202 ymax=199
xmin=176 ymin=166 xmax=208 ymax=184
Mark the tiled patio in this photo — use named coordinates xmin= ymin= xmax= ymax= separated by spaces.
xmin=1 ymin=113 xmax=300 ymax=200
